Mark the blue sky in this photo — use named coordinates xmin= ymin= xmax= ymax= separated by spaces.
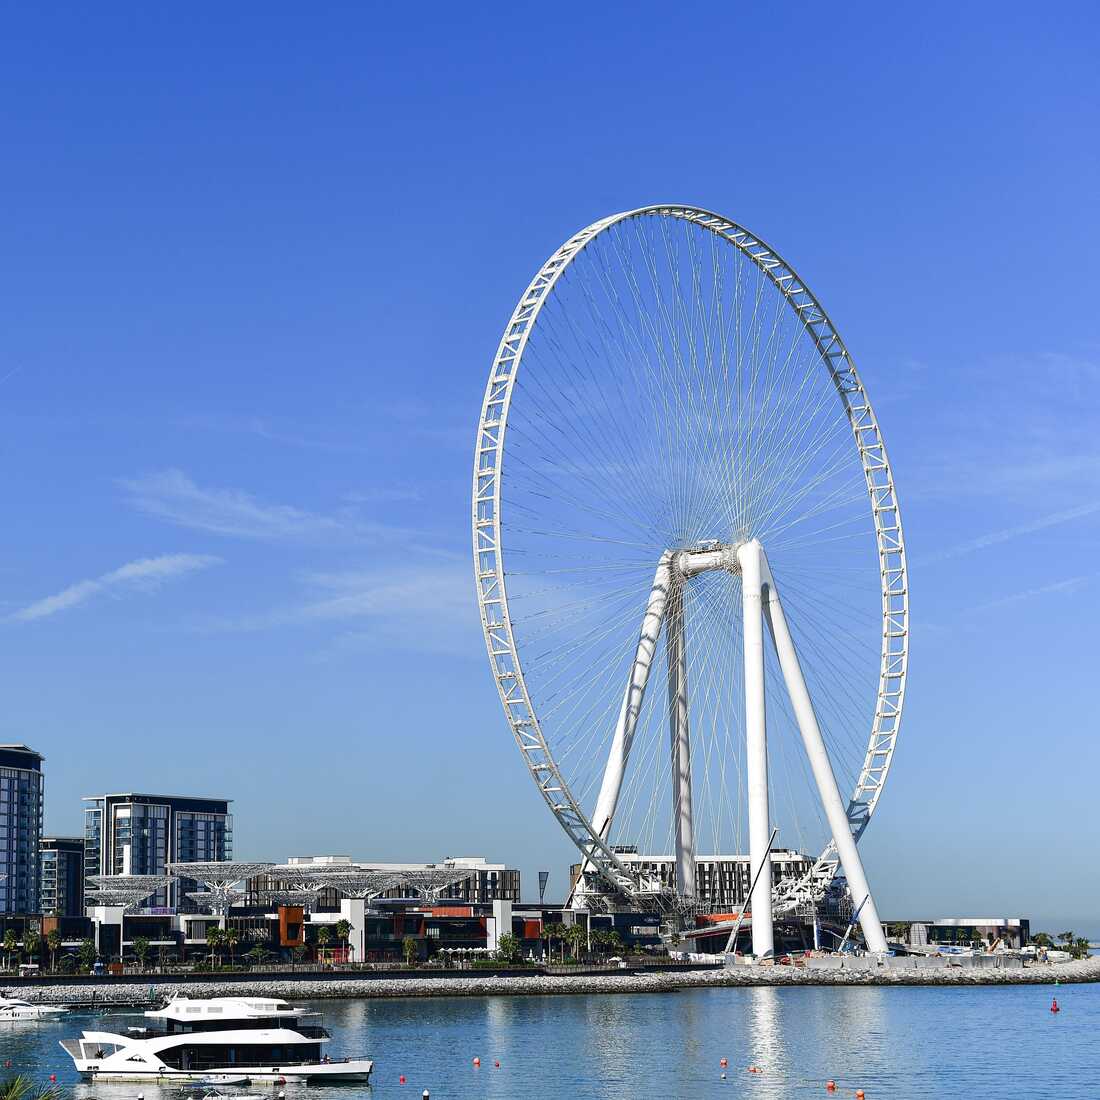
xmin=1 ymin=4 xmax=1097 ymax=933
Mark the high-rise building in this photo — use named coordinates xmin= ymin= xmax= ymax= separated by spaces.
xmin=82 ymin=793 xmax=233 ymax=912
xmin=40 ymin=836 xmax=85 ymax=917
xmin=0 ymin=745 xmax=44 ymax=915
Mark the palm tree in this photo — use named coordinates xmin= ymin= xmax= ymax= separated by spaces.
xmin=225 ymin=926 xmax=240 ymax=967
xmin=316 ymin=926 xmax=332 ymax=962
xmin=334 ymin=919 xmax=351 ymax=961
xmin=0 ymin=1075 xmax=63 ymax=1099
xmin=45 ymin=929 xmax=61 ymax=972
xmin=544 ymin=923 xmax=565 ymax=963
xmin=206 ymin=925 xmax=225 ymax=966
xmin=401 ymin=934 xmax=417 ymax=966
xmin=22 ymin=930 xmax=41 ymax=966
xmin=2 ymin=930 xmax=17 ymax=970
xmin=1058 ymin=931 xmax=1075 ymax=947
xmin=564 ymin=924 xmax=586 ymax=961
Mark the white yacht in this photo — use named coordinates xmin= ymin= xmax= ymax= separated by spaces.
xmin=59 ymin=995 xmax=373 ymax=1083
xmin=0 ymin=994 xmax=67 ymax=1021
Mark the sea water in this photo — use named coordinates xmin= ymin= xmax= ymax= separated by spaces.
xmin=1 ymin=983 xmax=1095 ymax=1099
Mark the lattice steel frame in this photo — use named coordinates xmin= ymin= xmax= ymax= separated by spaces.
xmin=472 ymin=204 xmax=908 ymax=904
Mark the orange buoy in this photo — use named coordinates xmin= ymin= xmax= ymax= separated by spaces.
xmin=748 ymin=1065 xmax=762 ymax=1074
xmin=855 ymin=1091 xmax=865 ymax=1099
xmin=720 ymin=1058 xmax=728 ymax=1067
xmin=826 ymin=1083 xmax=837 ymax=1092
xmin=473 ymin=1057 xmax=481 ymax=1067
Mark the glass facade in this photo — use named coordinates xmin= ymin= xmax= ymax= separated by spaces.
xmin=82 ymin=794 xmax=232 ymax=912
xmin=0 ymin=746 xmax=44 ymax=915
xmin=39 ymin=836 xmax=84 ymax=917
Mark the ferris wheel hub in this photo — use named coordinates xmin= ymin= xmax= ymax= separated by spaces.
xmin=674 ymin=541 xmax=743 ymax=578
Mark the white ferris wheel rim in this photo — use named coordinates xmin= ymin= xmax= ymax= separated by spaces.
xmin=472 ymin=204 xmax=908 ymax=899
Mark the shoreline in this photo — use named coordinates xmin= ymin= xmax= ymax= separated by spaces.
xmin=17 ymin=956 xmax=1100 ymax=1004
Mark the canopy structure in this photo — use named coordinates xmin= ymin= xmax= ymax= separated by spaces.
xmin=260 ymin=889 xmax=323 ymax=910
xmin=167 ymin=861 xmax=274 ymax=888
xmin=85 ymin=874 xmax=173 ymax=911
xmin=320 ymin=871 xmax=405 ymax=900
xmin=386 ymin=867 xmax=470 ymax=901
xmin=186 ymin=889 xmax=245 ymax=914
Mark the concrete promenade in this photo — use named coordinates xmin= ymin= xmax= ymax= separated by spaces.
xmin=15 ymin=956 xmax=1100 ymax=1004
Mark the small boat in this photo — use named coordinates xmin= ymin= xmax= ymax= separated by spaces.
xmin=59 ymin=995 xmax=373 ymax=1083
xmin=0 ymin=994 xmax=68 ymax=1021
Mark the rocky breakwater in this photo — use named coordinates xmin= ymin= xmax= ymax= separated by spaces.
xmin=18 ymin=955 xmax=1100 ymax=1005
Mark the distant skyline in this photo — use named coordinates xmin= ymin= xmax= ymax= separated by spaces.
xmin=1 ymin=4 xmax=1098 ymax=934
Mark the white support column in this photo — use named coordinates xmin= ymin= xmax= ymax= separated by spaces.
xmin=340 ymin=897 xmax=366 ymax=963
xmin=737 ymin=540 xmax=774 ymax=958
xmin=666 ymin=578 xmax=695 ymax=897
xmin=758 ymin=547 xmax=889 ymax=955
xmin=590 ymin=552 xmax=673 ymax=841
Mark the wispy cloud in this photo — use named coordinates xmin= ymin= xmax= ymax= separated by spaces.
xmin=196 ymin=558 xmax=480 ymax=657
xmin=920 ymin=501 xmax=1100 ymax=564
xmin=970 ymin=574 xmax=1095 ymax=613
xmin=9 ymin=553 xmax=221 ymax=623
xmin=119 ymin=469 xmax=413 ymax=544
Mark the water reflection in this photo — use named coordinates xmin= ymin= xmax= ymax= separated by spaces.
xmin=9 ymin=984 xmax=1100 ymax=1100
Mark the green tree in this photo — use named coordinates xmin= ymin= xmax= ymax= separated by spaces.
xmin=22 ymin=930 xmax=41 ymax=964
xmin=45 ymin=928 xmax=61 ymax=972
xmin=133 ymin=936 xmax=151 ymax=970
xmin=206 ymin=925 xmax=225 ymax=966
xmin=1032 ymin=932 xmax=1053 ymax=947
xmin=246 ymin=944 xmax=269 ymax=967
xmin=2 ymin=929 xmax=18 ymax=970
xmin=402 ymin=935 xmax=417 ymax=966
xmin=1072 ymin=937 xmax=1091 ymax=960
xmin=334 ymin=919 xmax=351 ymax=961
xmin=544 ymin=923 xmax=565 ymax=962
xmin=0 ymin=1075 xmax=63 ymax=1099
xmin=564 ymin=923 xmax=586 ymax=961
xmin=225 ymin=926 xmax=240 ymax=967
xmin=316 ymin=926 xmax=332 ymax=961
xmin=78 ymin=938 xmax=96 ymax=972
xmin=495 ymin=932 xmax=520 ymax=963
xmin=1058 ymin=931 xmax=1075 ymax=947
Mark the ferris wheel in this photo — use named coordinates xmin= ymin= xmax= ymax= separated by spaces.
xmin=472 ymin=206 xmax=907 ymax=955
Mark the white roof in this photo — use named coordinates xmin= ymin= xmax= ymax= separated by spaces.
xmin=146 ymin=997 xmax=303 ymax=1022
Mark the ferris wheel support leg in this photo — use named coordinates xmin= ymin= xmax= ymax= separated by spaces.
xmin=666 ymin=578 xmax=696 ymax=898
xmin=758 ymin=548 xmax=889 ymax=955
xmin=737 ymin=540 xmax=774 ymax=958
xmin=590 ymin=552 xmax=674 ymax=843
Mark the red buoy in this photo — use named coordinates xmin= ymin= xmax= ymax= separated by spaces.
xmin=720 ymin=1058 xmax=728 ymax=1067
xmin=473 ymin=1057 xmax=481 ymax=1067
xmin=826 ymin=1083 xmax=837 ymax=1092
xmin=399 ymin=1075 xmax=406 ymax=1084
xmin=494 ymin=1060 xmax=500 ymax=1068
xmin=1051 ymin=997 xmax=1060 ymax=1013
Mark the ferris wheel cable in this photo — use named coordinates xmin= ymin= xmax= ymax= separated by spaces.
xmin=502 ymin=417 xmax=663 ymax=544
xmin=748 ymin=426 xmax=868 ymax=541
xmin=609 ymin=221 xmax=708 ymax=537
xmin=740 ymin=373 xmax=856 ymax=539
xmin=556 ymin=259 xmax=677 ymax=510
xmin=518 ymin=334 xmax=667 ymax=538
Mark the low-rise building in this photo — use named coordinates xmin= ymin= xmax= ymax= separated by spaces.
xmin=570 ymin=846 xmax=814 ymax=911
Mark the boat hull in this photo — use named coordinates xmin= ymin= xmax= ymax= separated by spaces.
xmin=78 ymin=1061 xmax=374 ymax=1084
